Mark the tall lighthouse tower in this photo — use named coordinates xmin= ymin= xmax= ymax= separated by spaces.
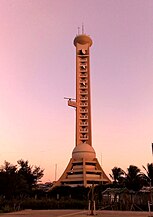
xmin=53 ymin=31 xmax=110 ymax=187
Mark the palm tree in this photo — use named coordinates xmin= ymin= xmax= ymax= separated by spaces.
xmin=124 ymin=165 xmax=145 ymax=191
xmin=110 ymin=167 xmax=125 ymax=186
xmin=143 ymin=163 xmax=153 ymax=186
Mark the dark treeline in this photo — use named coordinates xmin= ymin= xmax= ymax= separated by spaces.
xmin=0 ymin=160 xmax=153 ymax=212
xmin=0 ymin=159 xmax=44 ymax=199
xmin=109 ymin=163 xmax=153 ymax=191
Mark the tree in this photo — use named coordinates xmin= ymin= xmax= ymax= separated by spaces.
xmin=17 ymin=159 xmax=44 ymax=191
xmin=124 ymin=165 xmax=145 ymax=191
xmin=0 ymin=161 xmax=26 ymax=198
xmin=0 ymin=160 xmax=44 ymax=199
xmin=109 ymin=167 xmax=125 ymax=186
xmin=142 ymin=163 xmax=153 ymax=186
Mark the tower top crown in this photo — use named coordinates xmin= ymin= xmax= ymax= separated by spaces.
xmin=73 ymin=34 xmax=93 ymax=47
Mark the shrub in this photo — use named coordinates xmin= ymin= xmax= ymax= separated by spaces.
xmin=21 ymin=198 xmax=88 ymax=210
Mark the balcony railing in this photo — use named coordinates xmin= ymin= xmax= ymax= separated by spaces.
xmin=80 ymin=102 xmax=88 ymax=106
xmin=80 ymin=69 xmax=87 ymax=73
xmin=80 ymin=115 xmax=88 ymax=119
xmin=80 ymin=74 xmax=87 ymax=78
xmin=80 ymin=97 xmax=88 ymax=101
xmin=80 ymin=90 xmax=88 ymax=95
xmin=80 ymin=128 xmax=88 ymax=133
xmin=80 ymin=122 xmax=88 ymax=126
xmin=80 ymin=137 xmax=88 ymax=140
xmin=80 ymin=86 xmax=88 ymax=90
xmin=80 ymin=79 xmax=87 ymax=83
xmin=80 ymin=109 xmax=88 ymax=113
xmin=80 ymin=63 xmax=87 ymax=67
xmin=80 ymin=58 xmax=87 ymax=62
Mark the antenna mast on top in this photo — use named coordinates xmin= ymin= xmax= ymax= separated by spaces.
xmin=82 ymin=23 xmax=84 ymax=34
xmin=77 ymin=26 xmax=80 ymax=35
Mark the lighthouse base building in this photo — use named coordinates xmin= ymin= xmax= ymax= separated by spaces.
xmin=54 ymin=144 xmax=110 ymax=187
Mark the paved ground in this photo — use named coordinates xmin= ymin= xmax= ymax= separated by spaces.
xmin=0 ymin=210 xmax=153 ymax=217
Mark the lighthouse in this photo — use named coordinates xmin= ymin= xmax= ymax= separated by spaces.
xmin=53 ymin=31 xmax=110 ymax=187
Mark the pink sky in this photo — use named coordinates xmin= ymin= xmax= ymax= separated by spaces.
xmin=0 ymin=0 xmax=153 ymax=182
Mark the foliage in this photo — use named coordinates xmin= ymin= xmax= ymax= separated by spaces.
xmin=71 ymin=186 xmax=90 ymax=200
xmin=143 ymin=163 xmax=153 ymax=186
xmin=21 ymin=198 xmax=88 ymax=210
xmin=124 ymin=165 xmax=146 ymax=191
xmin=49 ymin=186 xmax=89 ymax=200
xmin=109 ymin=167 xmax=125 ymax=186
xmin=17 ymin=159 xmax=44 ymax=191
xmin=0 ymin=160 xmax=153 ymax=212
xmin=0 ymin=160 xmax=44 ymax=199
xmin=109 ymin=165 xmax=148 ymax=191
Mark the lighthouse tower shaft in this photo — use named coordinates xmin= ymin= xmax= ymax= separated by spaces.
xmin=69 ymin=41 xmax=92 ymax=147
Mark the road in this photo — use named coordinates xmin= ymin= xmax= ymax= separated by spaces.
xmin=0 ymin=210 xmax=152 ymax=217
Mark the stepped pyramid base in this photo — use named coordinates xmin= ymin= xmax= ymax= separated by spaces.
xmin=53 ymin=157 xmax=111 ymax=188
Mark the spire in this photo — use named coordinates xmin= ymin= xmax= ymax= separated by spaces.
xmin=77 ymin=26 xmax=80 ymax=35
xmin=82 ymin=23 xmax=84 ymax=34
xmin=77 ymin=24 xmax=85 ymax=35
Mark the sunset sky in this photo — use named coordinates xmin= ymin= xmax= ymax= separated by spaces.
xmin=0 ymin=0 xmax=153 ymax=182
